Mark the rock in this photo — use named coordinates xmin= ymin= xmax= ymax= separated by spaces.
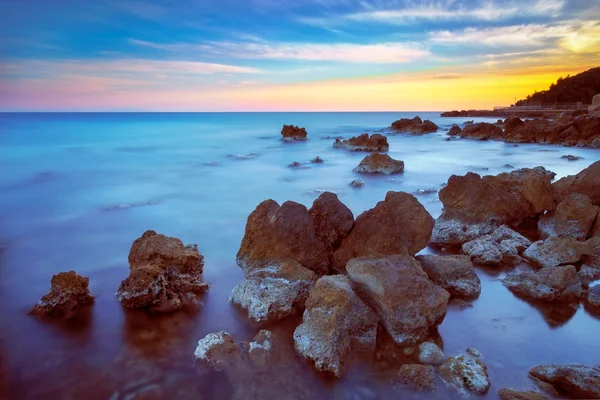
xmin=194 ymin=331 xmax=242 ymax=372
xmin=561 ymin=155 xmax=583 ymax=161
xmin=310 ymin=156 xmax=324 ymax=163
xmin=390 ymin=116 xmax=438 ymax=134
xmin=553 ymin=161 xmax=600 ymax=205
xmin=539 ymin=193 xmax=599 ymax=241
xmin=462 ymin=225 xmax=531 ymax=266
xmin=529 ymin=364 xmax=600 ymax=399
xmin=448 ymin=124 xmax=462 ymax=136
xmin=461 ymin=122 xmax=503 ymax=140
xmin=346 ymin=255 xmax=449 ymax=346
xmin=588 ymin=285 xmax=600 ymax=307
xmin=417 ymin=255 xmax=481 ymax=298
xmin=229 ymin=259 xmax=317 ymax=323
xmin=393 ymin=364 xmax=437 ymax=391
xmin=502 ymin=265 xmax=583 ymax=302
xmin=30 ymin=271 xmax=94 ymax=318
xmin=504 ymin=115 xmax=525 ymax=133
xmin=247 ymin=330 xmax=276 ymax=369
xmin=293 ymin=275 xmax=378 ymax=377
xmin=333 ymin=191 xmax=434 ymax=273
xmin=281 ymin=125 xmax=307 ymax=141
xmin=439 ymin=349 xmax=491 ymax=396
xmin=418 ymin=342 xmax=445 ymax=365
xmin=498 ymin=388 xmax=548 ymax=400
xmin=349 ymin=179 xmax=365 ymax=188
xmin=288 ymin=161 xmax=304 ymax=168
xmin=116 ymin=230 xmax=208 ymax=313
xmin=236 ymin=200 xmax=330 ymax=276
xmin=578 ymin=263 xmax=600 ymax=285
xmin=352 ymin=153 xmax=404 ymax=174
xmin=589 ymin=94 xmax=600 ymax=112
xmin=523 ymin=236 xmax=600 ymax=268
xmin=308 ymin=192 xmax=354 ymax=252
xmin=333 ymin=133 xmax=389 ymax=152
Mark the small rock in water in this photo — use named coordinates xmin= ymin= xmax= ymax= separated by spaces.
xmin=393 ymin=364 xmax=436 ymax=391
xmin=352 ymin=153 xmax=404 ymax=174
xmin=503 ymin=164 xmax=515 ymax=169
xmin=288 ymin=161 xmax=308 ymax=168
xmin=103 ymin=200 xmax=160 ymax=212
xmin=413 ymin=188 xmax=438 ymax=196
xmin=281 ymin=125 xmax=308 ymax=141
xmin=418 ymin=342 xmax=445 ymax=365
xmin=30 ymin=271 xmax=94 ymax=318
xmin=439 ymin=349 xmax=491 ymax=396
xmin=203 ymin=161 xmax=221 ymax=166
xmin=561 ymin=155 xmax=582 ymax=161
xmin=228 ymin=153 xmax=260 ymax=160
xmin=588 ymin=285 xmax=600 ymax=307
xmin=350 ymin=179 xmax=365 ymax=188
xmin=311 ymin=156 xmax=324 ymax=163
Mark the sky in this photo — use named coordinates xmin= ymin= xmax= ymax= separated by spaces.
xmin=1 ymin=0 xmax=599 ymax=111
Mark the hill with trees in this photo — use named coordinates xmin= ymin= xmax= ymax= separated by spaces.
xmin=516 ymin=67 xmax=600 ymax=106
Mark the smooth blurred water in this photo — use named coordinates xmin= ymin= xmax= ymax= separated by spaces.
xmin=1 ymin=112 xmax=599 ymax=399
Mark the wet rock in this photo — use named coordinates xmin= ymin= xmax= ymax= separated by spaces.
xmin=439 ymin=349 xmax=491 ymax=396
xmin=247 ymin=330 xmax=276 ymax=369
xmin=462 ymin=225 xmax=531 ymax=266
xmin=504 ymin=115 xmax=525 ymax=133
xmin=393 ymin=364 xmax=436 ymax=391
xmin=349 ymin=179 xmax=365 ymax=188
xmin=413 ymin=188 xmax=438 ymax=196
xmin=103 ymin=200 xmax=160 ymax=212
xmin=352 ymin=153 xmax=404 ymax=174
xmin=448 ymin=124 xmax=462 ymax=136
xmin=333 ymin=133 xmax=389 ymax=152
xmin=417 ymin=255 xmax=481 ymax=298
xmin=417 ymin=342 xmax=445 ymax=365
xmin=194 ymin=331 xmax=242 ymax=372
xmin=310 ymin=156 xmax=324 ymax=163
xmin=288 ymin=161 xmax=306 ymax=168
xmin=523 ymin=236 xmax=600 ymax=268
xmin=498 ymin=388 xmax=548 ymax=400
xmin=308 ymin=192 xmax=354 ymax=253
xmin=293 ymin=275 xmax=378 ymax=377
xmin=588 ymin=285 xmax=600 ymax=307
xmin=346 ymin=255 xmax=449 ymax=346
xmin=281 ymin=125 xmax=307 ymax=141
xmin=390 ymin=116 xmax=438 ymax=134
xmin=538 ymin=193 xmax=599 ymax=241
xmin=529 ymin=364 xmax=600 ymax=399
xmin=561 ymin=155 xmax=583 ymax=161
xmin=30 ymin=271 xmax=94 ymax=318
xmin=230 ymin=259 xmax=317 ymax=323
xmin=502 ymin=265 xmax=583 ymax=302
xmin=236 ymin=200 xmax=330 ymax=276
xmin=116 ymin=230 xmax=208 ymax=313
xmin=228 ymin=153 xmax=260 ymax=160
xmin=461 ymin=122 xmax=502 ymax=140
xmin=553 ymin=160 xmax=600 ymax=205
xmin=333 ymin=191 xmax=434 ymax=273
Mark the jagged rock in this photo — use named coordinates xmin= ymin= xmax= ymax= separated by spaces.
xmin=417 ymin=255 xmax=481 ymax=298
xmin=461 ymin=122 xmax=502 ymax=140
xmin=310 ymin=156 xmax=324 ymax=163
xmin=439 ymin=349 xmax=491 ymax=396
xmin=448 ymin=124 xmax=462 ymax=136
xmin=333 ymin=133 xmax=389 ymax=152
xmin=462 ymin=225 xmax=531 ymax=266
xmin=308 ymin=192 xmax=354 ymax=252
xmin=30 ymin=271 xmax=94 ymax=318
xmin=538 ymin=193 xmax=599 ymax=241
xmin=529 ymin=364 xmax=600 ymax=399
xmin=523 ymin=236 xmax=600 ymax=268
xmin=236 ymin=200 xmax=329 ymax=276
xmin=504 ymin=115 xmax=525 ymax=133
xmin=293 ymin=275 xmax=378 ymax=377
xmin=229 ymin=260 xmax=317 ymax=323
xmin=281 ymin=125 xmax=307 ymax=141
xmin=498 ymin=389 xmax=548 ymax=400
xmin=502 ymin=265 xmax=582 ymax=302
xmin=349 ymin=179 xmax=365 ymax=188
xmin=561 ymin=155 xmax=583 ymax=161
xmin=333 ymin=191 xmax=434 ymax=273
xmin=116 ymin=230 xmax=208 ymax=313
xmin=390 ymin=116 xmax=438 ymax=134
xmin=352 ymin=153 xmax=404 ymax=174
xmin=588 ymin=285 xmax=600 ymax=307
xmin=417 ymin=341 xmax=445 ymax=365
xmin=346 ymin=255 xmax=449 ymax=346
xmin=194 ymin=331 xmax=242 ymax=372
xmin=578 ymin=263 xmax=600 ymax=285
xmin=553 ymin=160 xmax=600 ymax=205
xmin=393 ymin=364 xmax=437 ymax=391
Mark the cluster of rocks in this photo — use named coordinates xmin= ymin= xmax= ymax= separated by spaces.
xmin=441 ymin=109 xmax=506 ymax=117
xmin=281 ymin=124 xmax=307 ymax=142
xmin=333 ymin=133 xmax=389 ymax=152
xmin=390 ymin=116 xmax=439 ymax=134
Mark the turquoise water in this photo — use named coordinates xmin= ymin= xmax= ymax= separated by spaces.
xmin=1 ymin=112 xmax=599 ymax=399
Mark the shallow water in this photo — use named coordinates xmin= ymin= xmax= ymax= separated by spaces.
xmin=1 ymin=112 xmax=599 ymax=399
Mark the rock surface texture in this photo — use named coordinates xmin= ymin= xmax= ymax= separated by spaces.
xmin=281 ymin=125 xmax=307 ymax=141
xmin=523 ymin=236 xmax=600 ymax=268
xmin=538 ymin=193 xmax=599 ymax=241
xmin=553 ymin=160 xmax=600 ymax=205
xmin=439 ymin=349 xmax=491 ymax=396
xmin=529 ymin=364 xmax=600 ymax=399
xmin=308 ymin=192 xmax=354 ymax=253
xmin=390 ymin=116 xmax=439 ymax=134
xmin=30 ymin=271 xmax=94 ymax=318
xmin=393 ymin=364 xmax=437 ymax=391
xmin=461 ymin=225 xmax=531 ymax=266
xmin=352 ymin=153 xmax=405 ymax=174
xmin=417 ymin=255 xmax=481 ymax=298
xmin=333 ymin=133 xmax=389 ymax=152
xmin=502 ymin=265 xmax=583 ymax=302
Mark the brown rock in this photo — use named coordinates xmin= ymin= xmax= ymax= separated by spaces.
xmin=462 ymin=225 xmax=531 ymax=266
xmin=308 ymin=192 xmax=354 ymax=252
xmin=352 ymin=153 xmax=404 ymax=174
xmin=523 ymin=236 xmax=600 ymax=268
xmin=448 ymin=124 xmax=462 ymax=136
xmin=333 ymin=133 xmax=389 ymax=152
xmin=281 ymin=125 xmax=307 ymax=141
xmin=460 ymin=122 xmax=502 ymax=140
xmin=346 ymin=255 xmax=449 ymax=346
xmin=333 ymin=191 xmax=434 ymax=273
xmin=439 ymin=349 xmax=491 ymax=396
xmin=498 ymin=388 xmax=548 ymax=400
xmin=553 ymin=160 xmax=600 ymax=205
xmin=529 ymin=364 xmax=600 ymax=399
xmin=393 ymin=364 xmax=437 ymax=391
xmin=390 ymin=116 xmax=438 ymax=134
xmin=417 ymin=255 xmax=481 ymax=298
xmin=502 ymin=265 xmax=583 ymax=302
xmin=30 ymin=271 xmax=94 ymax=318
xmin=539 ymin=193 xmax=599 ymax=241
xmin=194 ymin=331 xmax=242 ymax=372
xmin=588 ymin=285 xmax=600 ymax=307
xmin=504 ymin=115 xmax=525 ymax=134
xmin=236 ymin=200 xmax=330 ymax=276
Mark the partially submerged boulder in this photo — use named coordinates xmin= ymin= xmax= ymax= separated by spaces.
xmin=523 ymin=236 xmax=600 ymax=268
xmin=346 ymin=255 xmax=449 ymax=346
xmin=352 ymin=153 xmax=404 ymax=174
xmin=229 ymin=259 xmax=317 ymax=323
xmin=308 ymin=192 xmax=354 ymax=252
xmin=529 ymin=364 xmax=600 ymax=399
xmin=333 ymin=191 xmax=434 ymax=273
xmin=30 ymin=271 xmax=94 ymax=318
xmin=194 ymin=330 xmax=242 ymax=372
xmin=498 ymin=389 xmax=548 ymax=400
xmin=393 ymin=364 xmax=437 ymax=391
xmin=502 ymin=265 xmax=583 ymax=302
xmin=538 ymin=193 xmax=599 ymax=241
xmin=116 ymin=230 xmax=208 ymax=313
xmin=553 ymin=160 xmax=600 ymax=205
xmin=293 ymin=275 xmax=378 ymax=377
xmin=448 ymin=124 xmax=462 ymax=136
xmin=417 ymin=255 xmax=481 ymax=298
xmin=281 ymin=125 xmax=307 ymax=141
xmin=333 ymin=133 xmax=389 ymax=152
xmin=390 ymin=116 xmax=438 ymax=134
xmin=462 ymin=225 xmax=531 ymax=266
xmin=460 ymin=122 xmax=502 ymax=140
xmin=439 ymin=349 xmax=491 ymax=396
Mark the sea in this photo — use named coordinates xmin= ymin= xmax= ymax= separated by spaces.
xmin=1 ymin=112 xmax=599 ymax=399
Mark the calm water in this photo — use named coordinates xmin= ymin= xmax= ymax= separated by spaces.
xmin=1 ymin=112 xmax=599 ymax=399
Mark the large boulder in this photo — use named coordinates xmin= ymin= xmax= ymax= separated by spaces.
xmin=352 ymin=153 xmax=404 ymax=174
xmin=502 ymin=265 xmax=583 ymax=302
xmin=293 ymin=275 xmax=378 ymax=378
xmin=439 ymin=349 xmax=491 ymax=396
xmin=333 ymin=191 xmax=434 ymax=273
xmin=553 ymin=161 xmax=600 ymax=205
xmin=116 ymin=230 xmax=208 ymax=313
xmin=236 ymin=200 xmax=330 ymax=276
xmin=523 ymin=236 xmax=600 ymax=268
xmin=539 ymin=193 xmax=599 ymax=241
xmin=529 ymin=364 xmax=600 ymax=399
xmin=462 ymin=225 xmax=531 ymax=266
xmin=281 ymin=125 xmax=307 ymax=141
xmin=460 ymin=122 xmax=503 ymax=140
xmin=417 ymin=255 xmax=481 ymax=298
xmin=229 ymin=259 xmax=318 ymax=323
xmin=30 ymin=271 xmax=94 ymax=318
xmin=390 ymin=116 xmax=438 ymax=134
xmin=346 ymin=255 xmax=449 ymax=346
xmin=333 ymin=133 xmax=389 ymax=152
xmin=308 ymin=192 xmax=354 ymax=253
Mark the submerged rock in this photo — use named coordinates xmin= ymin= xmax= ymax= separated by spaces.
xmin=346 ymin=255 xmax=449 ymax=346
xmin=30 ymin=271 xmax=94 ymax=318
xmin=281 ymin=125 xmax=307 ymax=141
xmin=308 ymin=192 xmax=354 ymax=253
xmin=310 ymin=156 xmax=324 ymax=163
xmin=529 ymin=364 xmax=600 ymax=399
xmin=352 ymin=153 xmax=404 ymax=174
xmin=523 ymin=236 xmax=600 ymax=268
xmin=194 ymin=331 xmax=242 ymax=372
xmin=349 ymin=179 xmax=365 ymax=188
xmin=462 ymin=225 xmax=531 ymax=266
xmin=439 ymin=349 xmax=491 ymax=396
xmin=229 ymin=259 xmax=317 ymax=323
xmin=393 ymin=364 xmax=437 ymax=391
xmin=417 ymin=255 xmax=481 ymax=298
xmin=561 ymin=155 xmax=583 ymax=161
xmin=332 ymin=191 xmax=434 ymax=273
xmin=390 ymin=116 xmax=439 ymax=134
xmin=498 ymin=389 xmax=548 ymax=400
xmin=538 ymin=193 xmax=599 ymax=241
xmin=553 ymin=160 xmax=600 ymax=205
xmin=502 ymin=265 xmax=582 ymax=302
xmin=333 ymin=133 xmax=389 ymax=152
xmin=293 ymin=275 xmax=378 ymax=377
